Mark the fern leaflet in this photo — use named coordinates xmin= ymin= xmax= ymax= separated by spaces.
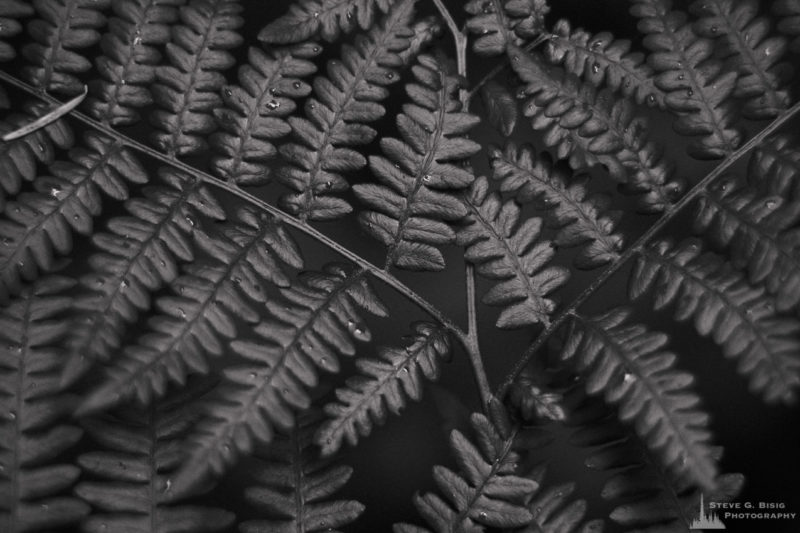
xmin=631 ymin=238 xmax=800 ymax=404
xmin=465 ymin=0 xmax=550 ymax=56
xmin=354 ymin=54 xmax=480 ymax=271
xmin=317 ymin=321 xmax=451 ymax=456
xmin=0 ymin=0 xmax=32 ymax=62
xmin=774 ymin=0 xmax=800 ymax=53
xmin=748 ymin=134 xmax=800 ymax=199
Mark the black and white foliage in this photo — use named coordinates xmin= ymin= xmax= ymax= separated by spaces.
xmin=0 ymin=0 xmax=798 ymax=531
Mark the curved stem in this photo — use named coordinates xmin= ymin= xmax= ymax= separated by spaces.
xmin=495 ymin=98 xmax=800 ymax=399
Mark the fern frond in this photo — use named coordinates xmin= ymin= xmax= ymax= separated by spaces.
xmin=0 ymin=0 xmax=33 ymax=62
xmin=630 ymin=0 xmax=743 ymax=159
xmin=75 ymin=385 xmax=235 ymax=533
xmin=465 ymin=0 xmax=550 ymax=56
xmin=545 ymin=19 xmax=666 ymax=108
xmin=240 ymin=413 xmax=364 ymax=533
xmin=398 ymin=15 xmax=441 ymax=64
xmin=259 ymin=0 xmax=395 ymax=44
xmin=519 ymin=466 xmax=604 ymax=533
xmin=695 ymin=181 xmax=800 ymax=312
xmin=490 ymin=143 xmax=624 ymax=268
xmin=774 ymin=0 xmax=800 ymax=53
xmin=210 ymin=43 xmax=319 ymax=186
xmin=354 ymin=54 xmax=480 ymax=271
xmin=0 ymin=102 xmax=73 ymax=212
xmin=748 ymin=134 xmax=800 ymax=199
xmin=457 ymin=176 xmax=569 ymax=328
xmin=631 ymin=238 xmax=800 ymax=404
xmin=150 ymin=0 xmax=243 ymax=157
xmin=85 ymin=0 xmax=184 ymax=126
xmin=21 ymin=0 xmax=110 ymax=95
xmin=508 ymin=44 xmax=682 ymax=212
xmin=480 ymin=80 xmax=518 ymax=137
xmin=279 ymin=0 xmax=417 ymax=221
xmin=77 ymin=207 xmax=303 ymax=415
xmin=0 ymin=133 xmax=147 ymax=302
xmin=317 ymin=321 xmax=451 ymax=456
xmin=0 ymin=276 xmax=90 ymax=532
xmin=62 ymin=170 xmax=224 ymax=386
xmin=690 ymin=0 xmax=792 ymax=120
xmin=169 ymin=263 xmax=386 ymax=493
xmin=394 ymin=404 xmax=538 ymax=532
xmin=562 ymin=308 xmax=720 ymax=491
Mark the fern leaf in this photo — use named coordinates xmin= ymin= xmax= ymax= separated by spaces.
xmin=774 ymin=0 xmax=800 ymax=53
xmin=85 ymin=0 xmax=185 ymax=126
xmin=0 ymin=0 xmax=33 ymax=62
xmin=695 ymin=181 xmax=800 ymax=312
xmin=0 ymin=133 xmax=147 ymax=302
xmin=480 ymin=80 xmax=518 ymax=137
xmin=518 ymin=466 xmax=604 ymax=533
xmin=465 ymin=0 xmax=550 ymax=56
xmin=490 ymin=143 xmax=624 ymax=268
xmin=690 ymin=0 xmax=792 ymax=120
xmin=77 ymin=208 xmax=303 ymax=415
xmin=631 ymin=238 xmax=800 ymax=404
xmin=508 ymin=44 xmax=682 ymax=212
xmin=394 ymin=404 xmax=538 ymax=532
xmin=62 ymin=170 xmax=224 ymax=386
xmin=317 ymin=321 xmax=451 ymax=456
xmin=457 ymin=176 xmax=569 ymax=328
xmin=398 ymin=14 xmax=441 ymax=64
xmin=240 ymin=413 xmax=364 ymax=533
xmin=150 ymin=0 xmax=243 ymax=157
xmin=171 ymin=263 xmax=386 ymax=494
xmin=75 ymin=385 xmax=234 ymax=533
xmin=21 ymin=0 xmax=110 ymax=95
xmin=258 ymin=0 xmax=395 ymax=44
xmin=545 ymin=19 xmax=666 ymax=108
xmin=562 ymin=308 xmax=720 ymax=491
xmin=210 ymin=42 xmax=320 ymax=185
xmin=747 ymin=134 xmax=800 ymax=199
xmin=354 ymin=54 xmax=480 ymax=271
xmin=0 ymin=276 xmax=90 ymax=532
xmin=630 ymin=0 xmax=743 ymax=159
xmin=279 ymin=0 xmax=417 ymax=221
xmin=0 ymin=102 xmax=73 ymax=213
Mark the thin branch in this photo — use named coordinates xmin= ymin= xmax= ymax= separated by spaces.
xmin=495 ymin=98 xmax=800 ymax=398
xmin=0 ymin=69 xmax=471 ymax=350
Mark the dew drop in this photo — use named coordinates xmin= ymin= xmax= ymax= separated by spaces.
xmin=386 ymin=72 xmax=395 ymax=80
xmin=312 ymin=11 xmax=319 ymax=18
xmin=292 ymin=81 xmax=301 ymax=89
xmin=7 ymin=410 xmax=16 ymax=420
xmin=710 ymin=26 xmax=718 ymax=34
xmin=185 ymin=215 xmax=196 ymax=227
xmin=677 ymin=74 xmax=685 ymax=81
xmin=481 ymin=1 xmax=492 ymax=13
xmin=345 ymin=10 xmax=353 ymax=20
xmin=40 ymin=503 xmax=49 ymax=511
xmin=591 ymin=39 xmax=603 ymax=50
xmin=178 ymin=307 xmax=186 ymax=319
xmin=73 ymin=214 xmax=80 ymax=221
xmin=266 ymin=99 xmax=280 ymax=111
xmin=647 ymin=94 xmax=656 ymax=105
xmin=422 ymin=174 xmax=432 ymax=183
xmin=478 ymin=512 xmax=487 ymax=520
xmin=165 ymin=479 xmax=172 ymax=491
xmin=686 ymin=88 xmax=694 ymax=97
xmin=623 ymin=373 xmax=635 ymax=383
xmin=591 ymin=62 xmax=600 ymax=74
xmin=224 ymin=88 xmax=232 ymax=97
xmin=249 ymin=372 xmax=257 ymax=379
xmin=765 ymin=200 xmax=777 ymax=209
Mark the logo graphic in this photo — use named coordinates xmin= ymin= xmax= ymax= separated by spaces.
xmin=690 ymin=493 xmax=726 ymax=529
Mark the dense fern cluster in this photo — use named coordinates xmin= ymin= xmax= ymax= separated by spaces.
xmin=0 ymin=0 xmax=798 ymax=531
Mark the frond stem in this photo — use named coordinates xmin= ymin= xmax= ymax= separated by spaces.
xmin=495 ymin=98 xmax=800 ymax=398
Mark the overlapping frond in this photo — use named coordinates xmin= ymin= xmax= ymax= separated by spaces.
xmin=240 ymin=414 xmax=364 ymax=533
xmin=75 ymin=384 xmax=234 ymax=533
xmin=695 ymin=181 xmax=800 ymax=312
xmin=210 ymin=43 xmax=319 ymax=185
xmin=22 ymin=0 xmax=110 ymax=95
xmin=690 ymin=0 xmax=792 ymax=120
xmin=150 ymin=0 xmax=243 ymax=157
xmin=490 ymin=144 xmax=624 ymax=268
xmin=508 ymin=44 xmax=682 ymax=212
xmin=480 ymin=80 xmax=518 ymax=137
xmin=394 ymin=405 xmax=539 ymax=533
xmin=0 ymin=102 xmax=73 ymax=213
xmin=630 ymin=0 xmax=743 ymax=159
xmin=0 ymin=0 xmax=32 ymax=62
xmin=63 ymin=170 xmax=224 ymax=386
xmin=354 ymin=54 xmax=480 ymax=271
xmin=518 ymin=466 xmax=604 ymax=533
xmin=0 ymin=277 xmax=89 ymax=532
xmin=631 ymin=238 xmax=800 ymax=404
xmin=85 ymin=0 xmax=185 ymax=126
xmin=171 ymin=263 xmax=386 ymax=494
xmin=774 ymin=0 xmax=800 ymax=53
xmin=259 ymin=0 xmax=395 ymax=44
xmin=562 ymin=308 xmax=720 ymax=490
xmin=748 ymin=134 xmax=800 ymax=199
xmin=279 ymin=0 xmax=417 ymax=221
xmin=465 ymin=0 xmax=550 ymax=56
xmin=77 ymin=207 xmax=303 ymax=415
xmin=317 ymin=321 xmax=450 ymax=456
xmin=458 ymin=176 xmax=569 ymax=328
xmin=545 ymin=19 xmax=666 ymax=108
xmin=0 ymin=132 xmax=147 ymax=302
